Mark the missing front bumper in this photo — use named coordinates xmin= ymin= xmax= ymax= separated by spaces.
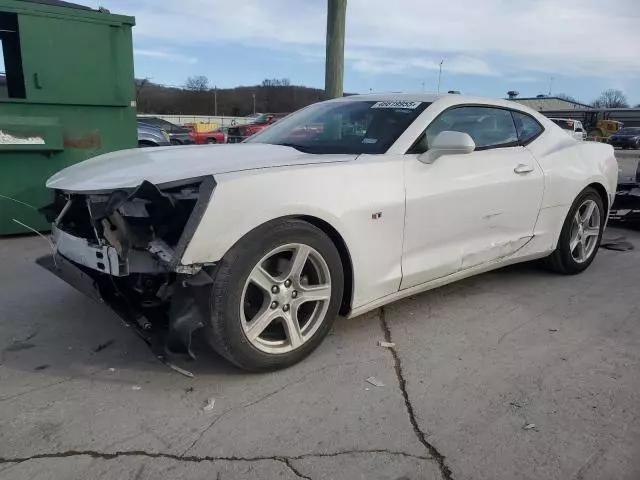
xmin=37 ymin=252 xmax=214 ymax=359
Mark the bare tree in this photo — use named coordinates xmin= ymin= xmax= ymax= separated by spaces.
xmin=507 ymin=90 xmax=519 ymax=99
xmin=591 ymin=89 xmax=629 ymax=108
xmin=135 ymin=78 xmax=150 ymax=101
xmin=555 ymin=92 xmax=579 ymax=103
xmin=185 ymin=75 xmax=210 ymax=91
xmin=261 ymin=78 xmax=291 ymax=87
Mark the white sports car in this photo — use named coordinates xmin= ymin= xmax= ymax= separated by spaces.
xmin=40 ymin=93 xmax=618 ymax=370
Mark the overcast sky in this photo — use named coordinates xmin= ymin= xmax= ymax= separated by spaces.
xmin=79 ymin=0 xmax=640 ymax=104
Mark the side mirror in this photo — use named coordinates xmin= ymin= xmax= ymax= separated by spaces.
xmin=418 ymin=131 xmax=476 ymax=164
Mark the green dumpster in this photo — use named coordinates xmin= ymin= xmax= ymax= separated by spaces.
xmin=0 ymin=0 xmax=136 ymax=235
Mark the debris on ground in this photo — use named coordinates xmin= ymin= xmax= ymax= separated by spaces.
xmin=94 ymin=339 xmax=115 ymax=353
xmin=108 ymin=368 xmax=116 ymax=372
xmin=548 ymin=328 xmax=559 ymax=333
xmin=164 ymin=361 xmax=195 ymax=378
xmin=378 ymin=340 xmax=396 ymax=348
xmin=523 ymin=423 xmax=537 ymax=430
xmin=600 ymin=236 xmax=635 ymax=252
xmin=366 ymin=376 xmax=385 ymax=387
xmin=34 ymin=364 xmax=49 ymax=371
xmin=131 ymin=385 xmax=142 ymax=391
xmin=509 ymin=401 xmax=524 ymax=408
xmin=184 ymin=387 xmax=194 ymax=394
xmin=203 ymin=398 xmax=216 ymax=412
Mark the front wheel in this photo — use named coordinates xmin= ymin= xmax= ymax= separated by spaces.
xmin=205 ymin=219 xmax=344 ymax=371
xmin=545 ymin=187 xmax=605 ymax=274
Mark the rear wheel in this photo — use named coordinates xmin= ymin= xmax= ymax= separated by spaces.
xmin=545 ymin=187 xmax=604 ymax=274
xmin=205 ymin=138 xmax=217 ymax=144
xmin=205 ymin=219 xmax=344 ymax=371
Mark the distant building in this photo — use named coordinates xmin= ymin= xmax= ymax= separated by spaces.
xmin=510 ymin=96 xmax=591 ymax=111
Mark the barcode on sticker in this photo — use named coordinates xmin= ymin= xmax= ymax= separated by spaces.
xmin=371 ymin=101 xmax=422 ymax=109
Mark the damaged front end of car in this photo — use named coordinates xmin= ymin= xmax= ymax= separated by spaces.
xmin=610 ymin=157 xmax=640 ymax=224
xmin=37 ymin=176 xmax=216 ymax=358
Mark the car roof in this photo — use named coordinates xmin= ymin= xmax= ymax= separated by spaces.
xmin=329 ymin=92 xmax=541 ymax=114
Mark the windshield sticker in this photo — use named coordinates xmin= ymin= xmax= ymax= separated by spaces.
xmin=362 ymin=138 xmax=378 ymax=144
xmin=371 ymin=101 xmax=422 ymax=109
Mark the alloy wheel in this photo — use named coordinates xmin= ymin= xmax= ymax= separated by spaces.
xmin=569 ymin=199 xmax=600 ymax=263
xmin=240 ymin=243 xmax=332 ymax=354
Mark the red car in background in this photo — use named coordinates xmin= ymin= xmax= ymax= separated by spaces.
xmin=227 ymin=113 xmax=288 ymax=143
xmin=190 ymin=126 xmax=228 ymax=144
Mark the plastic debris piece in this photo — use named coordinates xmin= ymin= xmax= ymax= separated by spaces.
xmin=131 ymin=385 xmax=142 ymax=391
xmin=523 ymin=423 xmax=537 ymax=430
xmin=165 ymin=362 xmax=195 ymax=378
xmin=108 ymin=368 xmax=115 ymax=372
xmin=378 ymin=341 xmax=396 ymax=348
xmin=548 ymin=328 xmax=559 ymax=332
xmin=204 ymin=398 xmax=216 ymax=412
xmin=366 ymin=376 xmax=385 ymax=387
xmin=600 ymin=236 xmax=635 ymax=252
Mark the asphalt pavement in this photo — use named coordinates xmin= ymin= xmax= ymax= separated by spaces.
xmin=1 ymin=154 xmax=639 ymax=480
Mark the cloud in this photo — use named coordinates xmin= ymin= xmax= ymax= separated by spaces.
xmin=97 ymin=0 xmax=640 ymax=78
xmin=348 ymin=51 xmax=496 ymax=77
xmin=133 ymin=48 xmax=197 ymax=64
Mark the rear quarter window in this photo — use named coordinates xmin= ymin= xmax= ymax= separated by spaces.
xmin=512 ymin=111 xmax=544 ymax=144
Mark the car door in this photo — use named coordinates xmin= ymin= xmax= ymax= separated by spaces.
xmin=400 ymin=106 xmax=544 ymax=290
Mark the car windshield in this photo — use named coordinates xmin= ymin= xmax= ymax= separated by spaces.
xmin=618 ymin=128 xmax=640 ymax=135
xmin=253 ymin=114 xmax=272 ymax=125
xmin=550 ymin=119 xmax=574 ymax=130
xmin=245 ymin=100 xmax=430 ymax=154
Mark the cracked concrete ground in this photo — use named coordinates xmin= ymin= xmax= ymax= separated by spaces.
xmin=2 ymin=179 xmax=640 ymax=477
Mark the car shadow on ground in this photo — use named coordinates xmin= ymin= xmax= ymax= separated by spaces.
xmin=1 ymin=226 xmax=636 ymax=384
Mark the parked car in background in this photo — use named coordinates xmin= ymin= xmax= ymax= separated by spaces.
xmin=549 ymin=118 xmax=586 ymax=141
xmin=227 ymin=113 xmax=288 ymax=143
xmin=609 ymin=154 xmax=640 ymax=223
xmin=607 ymin=127 xmax=640 ymax=149
xmin=136 ymin=116 xmax=195 ymax=145
xmin=41 ymin=93 xmax=617 ymax=371
xmin=137 ymin=121 xmax=171 ymax=147
xmin=191 ymin=126 xmax=228 ymax=144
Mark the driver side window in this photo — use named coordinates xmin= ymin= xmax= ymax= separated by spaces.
xmin=424 ymin=106 xmax=519 ymax=151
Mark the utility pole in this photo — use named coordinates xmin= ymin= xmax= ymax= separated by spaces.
xmin=325 ymin=0 xmax=347 ymax=99
xmin=252 ymin=93 xmax=256 ymax=114
xmin=214 ymin=86 xmax=218 ymax=116
xmin=437 ymin=60 xmax=444 ymax=93
xmin=548 ymin=77 xmax=554 ymax=96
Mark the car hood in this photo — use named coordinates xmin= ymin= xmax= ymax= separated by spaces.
xmin=46 ymin=143 xmax=357 ymax=192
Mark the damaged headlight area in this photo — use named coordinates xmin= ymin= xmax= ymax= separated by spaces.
xmin=38 ymin=177 xmax=216 ymax=357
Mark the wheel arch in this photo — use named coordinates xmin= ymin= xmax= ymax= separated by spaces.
xmin=293 ymin=215 xmax=354 ymax=315
xmin=586 ymin=181 xmax=609 ymax=214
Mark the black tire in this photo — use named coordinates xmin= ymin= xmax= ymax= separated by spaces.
xmin=545 ymin=187 xmax=605 ymax=274
xmin=205 ymin=138 xmax=217 ymax=144
xmin=205 ymin=219 xmax=344 ymax=371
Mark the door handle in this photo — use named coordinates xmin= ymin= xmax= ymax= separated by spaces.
xmin=514 ymin=164 xmax=534 ymax=174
